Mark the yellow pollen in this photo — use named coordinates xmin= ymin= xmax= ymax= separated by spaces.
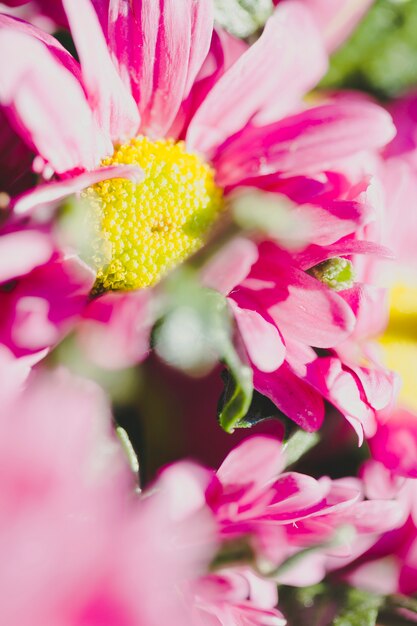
xmin=82 ymin=136 xmax=223 ymax=293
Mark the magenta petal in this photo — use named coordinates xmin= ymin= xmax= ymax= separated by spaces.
xmin=108 ymin=0 xmax=213 ymax=138
xmin=187 ymin=1 xmax=326 ymax=156
xmin=216 ymin=101 xmax=395 ymax=185
xmin=0 ymin=28 xmax=107 ymax=173
xmin=246 ymin=252 xmax=356 ymax=348
xmin=62 ymin=0 xmax=140 ymax=142
xmin=369 ymin=409 xmax=417 ymax=479
xmin=217 ymin=436 xmax=285 ymax=490
xmin=254 ymin=362 xmax=325 ymax=431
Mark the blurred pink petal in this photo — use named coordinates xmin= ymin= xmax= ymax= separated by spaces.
xmin=0 ymin=230 xmax=52 ymax=282
xmin=78 ymin=290 xmax=153 ymax=369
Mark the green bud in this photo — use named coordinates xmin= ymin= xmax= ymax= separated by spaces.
xmin=309 ymin=258 xmax=355 ymax=292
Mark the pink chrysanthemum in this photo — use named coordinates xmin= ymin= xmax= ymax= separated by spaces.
xmin=0 ymin=0 xmax=397 ymax=433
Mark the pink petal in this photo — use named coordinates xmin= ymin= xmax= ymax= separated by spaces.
xmin=216 ymin=101 xmax=395 ymax=185
xmin=305 ymin=356 xmax=378 ymax=443
xmin=108 ymin=0 xmax=213 ymax=138
xmin=0 ymin=255 xmax=94 ymax=358
xmin=0 ymin=28 xmax=107 ymax=173
xmin=62 ymin=0 xmax=140 ymax=142
xmin=187 ymin=2 xmax=327 ymax=156
xmin=0 ymin=13 xmax=80 ymax=80
xmin=369 ymin=408 xmax=417 ymax=479
xmin=279 ymin=0 xmax=374 ymax=52
xmin=253 ymin=362 xmax=325 ymax=431
xmin=291 ymin=199 xmax=370 ymax=246
xmin=201 ymin=237 xmax=258 ymax=295
xmin=12 ymin=164 xmax=143 ymax=216
xmin=264 ymin=473 xmax=332 ymax=520
xmin=217 ymin=436 xmax=286 ymax=489
xmin=0 ymin=230 xmax=53 ymax=282
xmin=78 ymin=290 xmax=153 ymax=370
xmin=242 ymin=246 xmax=356 ymax=348
xmin=295 ymin=239 xmax=393 ymax=271
xmin=229 ymin=300 xmax=286 ymax=373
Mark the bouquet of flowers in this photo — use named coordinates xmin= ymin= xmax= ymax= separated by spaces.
xmin=1 ymin=0 xmax=417 ymax=623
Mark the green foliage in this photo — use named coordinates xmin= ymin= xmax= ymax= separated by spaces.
xmin=213 ymin=0 xmax=273 ymax=37
xmin=321 ymin=0 xmax=417 ymax=100
xmin=283 ymin=430 xmax=320 ymax=467
xmin=333 ymin=587 xmax=383 ymax=626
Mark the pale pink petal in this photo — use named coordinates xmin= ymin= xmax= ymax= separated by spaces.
xmin=217 ymin=436 xmax=286 ymax=489
xmin=277 ymin=0 xmax=374 ymax=52
xmin=12 ymin=164 xmax=143 ymax=215
xmin=0 ymin=28 xmax=108 ymax=173
xmin=187 ymin=2 xmax=327 ymax=156
xmin=108 ymin=0 xmax=213 ymax=138
xmin=168 ymin=27 xmax=248 ymax=139
xmin=253 ymin=362 xmax=325 ymax=431
xmin=0 ymin=230 xmax=53 ymax=282
xmin=346 ymin=558 xmax=400 ymax=596
xmin=201 ymin=237 xmax=258 ymax=295
xmin=0 ymin=13 xmax=80 ymax=79
xmin=216 ymin=101 xmax=396 ymax=185
xmin=78 ymin=290 xmax=153 ymax=369
xmin=229 ymin=300 xmax=286 ymax=373
xmin=264 ymin=473 xmax=331 ymax=520
xmin=305 ymin=356 xmax=378 ymax=443
xmin=350 ymin=365 xmax=396 ymax=412
xmin=61 ymin=0 xmax=139 ymax=142
xmin=341 ymin=500 xmax=405 ymax=534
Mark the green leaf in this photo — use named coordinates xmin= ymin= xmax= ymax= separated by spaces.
xmin=116 ymin=427 xmax=140 ymax=478
xmin=321 ymin=0 xmax=417 ymax=100
xmin=218 ymin=345 xmax=253 ymax=433
xmin=283 ymin=430 xmax=320 ymax=467
xmin=333 ymin=587 xmax=383 ymax=626
xmin=155 ymin=269 xmax=254 ymax=431
xmin=213 ymin=0 xmax=273 ymax=38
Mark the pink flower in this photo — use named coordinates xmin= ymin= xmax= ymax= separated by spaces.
xmin=0 ymin=225 xmax=95 ymax=361
xmin=342 ymin=460 xmax=417 ymax=596
xmin=0 ymin=364 xmax=217 ymax=626
xmin=0 ymin=0 xmax=394 ymax=363
xmin=193 ymin=567 xmax=286 ymax=626
xmin=204 ymin=436 xmax=404 ymax=585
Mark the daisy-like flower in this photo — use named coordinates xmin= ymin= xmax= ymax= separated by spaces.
xmin=0 ymin=0 xmax=395 ymax=432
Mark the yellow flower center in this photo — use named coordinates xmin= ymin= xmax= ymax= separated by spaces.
xmin=380 ymin=283 xmax=417 ymax=412
xmin=82 ymin=137 xmax=223 ymax=293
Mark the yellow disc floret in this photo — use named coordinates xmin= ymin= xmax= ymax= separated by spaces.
xmin=82 ymin=136 xmax=223 ymax=293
